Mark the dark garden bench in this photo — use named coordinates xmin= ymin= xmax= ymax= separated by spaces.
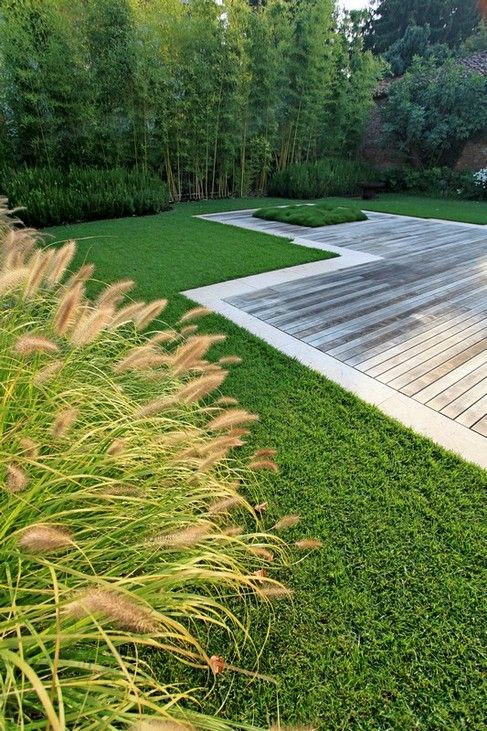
xmin=359 ymin=181 xmax=385 ymax=200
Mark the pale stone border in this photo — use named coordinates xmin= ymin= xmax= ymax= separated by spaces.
xmin=183 ymin=211 xmax=487 ymax=470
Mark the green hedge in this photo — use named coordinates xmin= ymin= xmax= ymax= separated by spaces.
xmin=267 ymin=158 xmax=376 ymax=199
xmin=383 ymin=166 xmax=487 ymax=200
xmin=0 ymin=167 xmax=171 ymax=227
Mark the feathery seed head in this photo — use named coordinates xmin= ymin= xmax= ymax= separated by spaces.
xmin=218 ymin=355 xmax=242 ymax=365
xmin=249 ymin=546 xmax=274 ymax=562
xmin=19 ymin=524 xmax=72 ymax=553
xmin=24 ymin=248 xmax=55 ymax=297
xmin=14 ymin=334 xmax=59 ymax=356
xmin=248 ymin=459 xmax=278 ymax=473
xmin=133 ymin=299 xmax=168 ymax=330
xmin=176 ymin=370 xmax=227 ymax=404
xmin=149 ymin=329 xmax=177 ymax=344
xmin=253 ymin=448 xmax=277 ymax=458
xmin=214 ymin=396 xmax=239 ymax=406
xmin=106 ymin=438 xmax=126 ymax=457
xmin=170 ymin=335 xmax=225 ymax=375
xmin=63 ymin=263 xmax=95 ymax=289
xmin=295 ymin=538 xmax=322 ymax=550
xmin=178 ymin=306 xmax=211 ymax=323
xmin=6 ymin=463 xmax=28 ymax=492
xmin=65 ymin=588 xmax=159 ymax=633
xmin=0 ymin=267 xmax=29 ymax=295
xmin=208 ymin=496 xmax=242 ymax=515
xmin=179 ymin=324 xmax=198 ymax=337
xmin=53 ymin=281 xmax=85 ymax=335
xmin=69 ymin=307 xmax=113 ymax=346
xmin=132 ymin=722 xmax=196 ymax=731
xmin=152 ymin=524 xmax=211 ymax=549
xmin=51 ymin=407 xmax=78 ymax=439
xmin=46 ymin=240 xmax=76 ymax=285
xmin=109 ymin=301 xmax=146 ymax=329
xmin=273 ymin=515 xmax=301 ymax=531
xmin=258 ymin=584 xmax=293 ymax=600
xmin=95 ymin=279 xmax=134 ymax=309
xmin=207 ymin=408 xmax=259 ymax=432
xmin=19 ymin=438 xmax=39 ymax=460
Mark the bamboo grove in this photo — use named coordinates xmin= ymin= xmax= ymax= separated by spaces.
xmin=0 ymin=0 xmax=383 ymax=199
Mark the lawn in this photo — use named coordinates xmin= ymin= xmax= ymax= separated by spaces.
xmin=47 ymin=198 xmax=486 ymax=731
xmin=328 ymin=193 xmax=487 ymax=225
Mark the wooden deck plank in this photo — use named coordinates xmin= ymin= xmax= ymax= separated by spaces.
xmin=368 ymin=318 xmax=487 ymax=380
xmin=454 ymin=394 xmax=487 ymax=427
xmin=216 ymin=210 xmax=487 ymax=437
xmin=427 ymin=367 xmax=487 ymax=412
xmin=472 ymin=416 xmax=487 ymax=437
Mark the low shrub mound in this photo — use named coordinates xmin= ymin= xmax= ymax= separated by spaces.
xmin=267 ymin=158 xmax=376 ymax=199
xmin=0 ymin=166 xmax=171 ymax=227
xmin=0 ymin=199 xmax=320 ymax=728
xmin=253 ymin=202 xmax=368 ymax=227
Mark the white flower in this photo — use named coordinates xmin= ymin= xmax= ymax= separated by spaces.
xmin=473 ymin=168 xmax=487 ymax=188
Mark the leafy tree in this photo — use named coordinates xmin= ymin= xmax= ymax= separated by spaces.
xmin=381 ymin=56 xmax=487 ymax=167
xmin=83 ymin=0 xmax=138 ymax=167
xmin=383 ymin=25 xmax=452 ymax=76
xmin=461 ymin=19 xmax=487 ymax=53
xmin=365 ymin=0 xmax=481 ymax=56
xmin=331 ymin=10 xmax=385 ymax=152
xmin=0 ymin=0 xmax=91 ymax=166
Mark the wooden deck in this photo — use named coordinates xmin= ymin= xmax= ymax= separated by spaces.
xmin=201 ymin=210 xmax=487 ymax=437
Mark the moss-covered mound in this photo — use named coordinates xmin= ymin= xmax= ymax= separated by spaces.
xmin=253 ymin=201 xmax=368 ymax=227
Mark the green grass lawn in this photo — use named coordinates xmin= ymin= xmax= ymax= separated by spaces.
xmin=328 ymin=193 xmax=487 ymax=225
xmin=47 ymin=198 xmax=486 ymax=730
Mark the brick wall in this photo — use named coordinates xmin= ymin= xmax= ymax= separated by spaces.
xmin=455 ymin=138 xmax=487 ymax=171
xmin=361 ymin=101 xmax=487 ymax=172
xmin=360 ymin=100 xmax=405 ymax=169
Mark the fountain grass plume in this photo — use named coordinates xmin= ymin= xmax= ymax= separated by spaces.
xmin=0 ymin=200 xmax=320 ymax=729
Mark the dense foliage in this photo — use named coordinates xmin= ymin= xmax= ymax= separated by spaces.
xmin=384 ymin=165 xmax=487 ymax=200
xmin=253 ymin=202 xmax=367 ymax=227
xmin=365 ymin=0 xmax=480 ymax=56
xmin=0 ymin=0 xmax=382 ymax=202
xmin=381 ymin=57 xmax=487 ymax=167
xmin=0 ymin=199 xmax=323 ymax=728
xmin=0 ymin=167 xmax=171 ymax=227
xmin=267 ymin=158 xmax=375 ymax=199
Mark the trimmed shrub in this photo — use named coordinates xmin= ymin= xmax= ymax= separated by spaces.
xmin=253 ymin=202 xmax=368 ymax=227
xmin=0 ymin=200 xmax=320 ymax=728
xmin=383 ymin=166 xmax=486 ymax=200
xmin=267 ymin=158 xmax=377 ymax=199
xmin=0 ymin=166 xmax=171 ymax=227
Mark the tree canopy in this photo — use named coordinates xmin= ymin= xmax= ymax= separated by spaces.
xmin=381 ymin=56 xmax=487 ymax=167
xmin=365 ymin=0 xmax=481 ymax=55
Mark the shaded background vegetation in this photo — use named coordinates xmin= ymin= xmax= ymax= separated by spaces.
xmin=0 ymin=0 xmax=382 ymax=201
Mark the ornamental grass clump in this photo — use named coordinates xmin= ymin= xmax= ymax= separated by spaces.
xmin=0 ymin=199 xmax=320 ymax=730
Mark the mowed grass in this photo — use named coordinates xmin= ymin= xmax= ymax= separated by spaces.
xmin=328 ymin=193 xmax=487 ymax=225
xmin=47 ymin=198 xmax=486 ymax=730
